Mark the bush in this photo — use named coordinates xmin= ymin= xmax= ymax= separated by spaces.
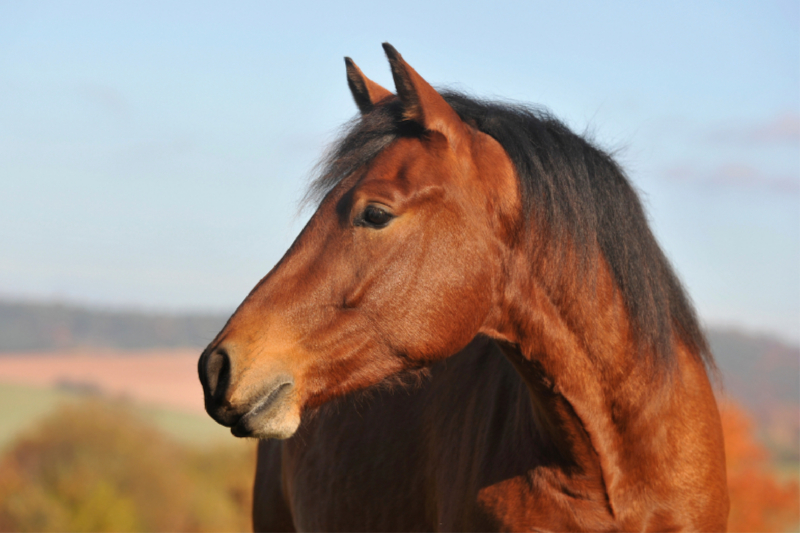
xmin=722 ymin=401 xmax=800 ymax=532
xmin=0 ymin=400 xmax=255 ymax=532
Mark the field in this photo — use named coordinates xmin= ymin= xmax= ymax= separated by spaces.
xmin=0 ymin=349 xmax=233 ymax=450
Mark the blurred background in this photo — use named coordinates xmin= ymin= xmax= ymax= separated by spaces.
xmin=0 ymin=1 xmax=797 ymax=531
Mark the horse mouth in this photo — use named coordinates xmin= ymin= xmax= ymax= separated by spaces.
xmin=232 ymin=381 xmax=295 ymax=438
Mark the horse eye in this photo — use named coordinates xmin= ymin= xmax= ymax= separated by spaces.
xmin=359 ymin=205 xmax=394 ymax=228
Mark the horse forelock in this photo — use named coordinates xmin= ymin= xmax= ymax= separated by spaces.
xmin=304 ymin=92 xmax=713 ymax=374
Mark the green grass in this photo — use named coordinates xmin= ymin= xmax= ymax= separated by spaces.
xmin=0 ymin=382 xmax=236 ymax=452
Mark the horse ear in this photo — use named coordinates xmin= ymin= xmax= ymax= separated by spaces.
xmin=345 ymin=57 xmax=393 ymax=115
xmin=382 ymin=43 xmax=466 ymax=141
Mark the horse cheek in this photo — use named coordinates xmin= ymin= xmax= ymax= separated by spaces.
xmin=410 ymin=262 xmax=493 ymax=361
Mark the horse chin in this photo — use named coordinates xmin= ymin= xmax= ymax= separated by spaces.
xmin=238 ymin=409 xmax=301 ymax=440
xmin=231 ymin=382 xmax=301 ymax=440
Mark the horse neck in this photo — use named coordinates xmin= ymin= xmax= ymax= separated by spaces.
xmin=481 ymin=244 xmax=721 ymax=525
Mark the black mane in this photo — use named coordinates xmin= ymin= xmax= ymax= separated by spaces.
xmin=307 ymin=92 xmax=711 ymax=370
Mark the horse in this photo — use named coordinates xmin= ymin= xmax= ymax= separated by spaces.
xmin=199 ymin=43 xmax=729 ymax=531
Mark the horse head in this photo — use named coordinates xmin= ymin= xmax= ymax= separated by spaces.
xmin=199 ymin=44 xmax=520 ymax=439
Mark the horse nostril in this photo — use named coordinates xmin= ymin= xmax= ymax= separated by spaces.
xmin=205 ymin=348 xmax=231 ymax=398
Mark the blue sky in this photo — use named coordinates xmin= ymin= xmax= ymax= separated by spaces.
xmin=1 ymin=1 xmax=798 ymax=343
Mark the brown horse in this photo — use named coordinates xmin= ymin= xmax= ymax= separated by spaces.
xmin=199 ymin=44 xmax=729 ymax=531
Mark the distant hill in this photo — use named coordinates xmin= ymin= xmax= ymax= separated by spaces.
xmin=709 ymin=328 xmax=799 ymax=409
xmin=707 ymin=328 xmax=799 ymax=460
xmin=0 ymin=301 xmax=228 ymax=351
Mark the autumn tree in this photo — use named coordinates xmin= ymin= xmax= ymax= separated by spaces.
xmin=722 ymin=401 xmax=799 ymax=532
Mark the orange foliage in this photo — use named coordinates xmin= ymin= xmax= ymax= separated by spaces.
xmin=721 ymin=401 xmax=800 ymax=532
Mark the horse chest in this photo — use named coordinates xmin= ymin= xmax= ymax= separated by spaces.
xmin=275 ymin=343 xmax=609 ymax=531
xmin=283 ymin=425 xmax=611 ymax=532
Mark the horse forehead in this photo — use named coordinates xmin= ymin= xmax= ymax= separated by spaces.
xmin=361 ymin=136 xmax=464 ymax=188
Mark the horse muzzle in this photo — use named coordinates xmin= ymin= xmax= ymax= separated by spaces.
xmin=199 ymin=344 xmax=301 ymax=439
